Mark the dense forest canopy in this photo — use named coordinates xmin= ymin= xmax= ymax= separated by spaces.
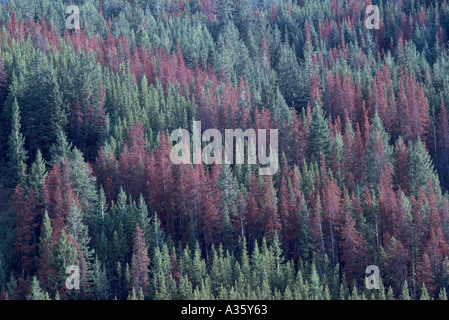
xmin=0 ymin=0 xmax=448 ymax=300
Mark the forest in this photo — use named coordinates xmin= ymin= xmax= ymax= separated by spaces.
xmin=0 ymin=0 xmax=449 ymax=301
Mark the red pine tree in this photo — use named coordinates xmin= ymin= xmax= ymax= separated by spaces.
xmin=385 ymin=235 xmax=410 ymax=297
xmin=395 ymin=69 xmax=429 ymax=142
xmin=379 ymin=163 xmax=398 ymax=239
xmin=130 ymin=225 xmax=150 ymax=297
xmin=261 ymin=175 xmax=280 ymax=240
xmin=11 ymin=186 xmax=38 ymax=276
xmin=339 ymin=204 xmax=367 ymax=285
xmin=394 ymin=139 xmax=410 ymax=193
xmin=245 ymin=173 xmax=261 ymax=244
xmin=321 ymin=175 xmax=341 ymax=266
xmin=146 ymin=132 xmax=174 ymax=233
xmin=309 ymin=195 xmax=326 ymax=259
xmin=200 ymin=168 xmax=222 ymax=253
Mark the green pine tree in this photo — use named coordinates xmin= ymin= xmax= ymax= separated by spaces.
xmin=307 ymin=94 xmax=332 ymax=165
xmin=309 ymin=263 xmax=323 ymax=300
xmin=401 ymin=280 xmax=411 ymax=300
xmin=408 ymin=137 xmax=437 ymax=195
xmin=217 ymin=164 xmax=240 ymax=251
xmin=88 ymin=256 xmax=110 ymax=300
xmin=27 ymin=276 xmax=50 ymax=300
xmin=365 ymin=111 xmax=393 ymax=189
xmin=49 ymin=130 xmax=72 ymax=165
xmin=6 ymin=98 xmax=27 ymax=188
xmin=28 ymin=149 xmax=47 ymax=196
xmin=420 ymin=283 xmax=430 ymax=300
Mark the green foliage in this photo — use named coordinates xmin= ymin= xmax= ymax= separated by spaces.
xmin=307 ymin=95 xmax=332 ymax=165
xmin=89 ymin=256 xmax=110 ymax=300
xmin=28 ymin=149 xmax=47 ymax=195
xmin=408 ymin=137 xmax=437 ymax=195
xmin=27 ymin=276 xmax=50 ymax=300
xmin=0 ymin=0 xmax=448 ymax=302
xmin=5 ymin=98 xmax=27 ymax=188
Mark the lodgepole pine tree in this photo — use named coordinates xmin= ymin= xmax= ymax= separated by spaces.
xmin=393 ymin=137 xmax=410 ymax=193
xmin=307 ymin=93 xmax=333 ymax=166
xmin=11 ymin=186 xmax=37 ymax=277
xmin=28 ymin=149 xmax=47 ymax=197
xmin=245 ymin=173 xmax=261 ymax=246
xmin=339 ymin=196 xmax=367 ymax=286
xmin=365 ymin=112 xmax=393 ymax=189
xmin=436 ymin=100 xmax=449 ymax=187
xmin=6 ymin=98 xmax=27 ymax=188
xmin=38 ymin=212 xmax=54 ymax=294
xmin=260 ymin=174 xmax=280 ymax=240
xmin=88 ymin=255 xmax=110 ymax=300
xmin=27 ymin=277 xmax=50 ymax=300
xmin=49 ymin=130 xmax=72 ymax=166
xmin=408 ymin=138 xmax=436 ymax=195
xmin=200 ymin=170 xmax=222 ymax=253
xmin=147 ymin=132 xmax=174 ymax=234
xmin=217 ymin=164 xmax=240 ymax=251
xmin=130 ymin=225 xmax=150 ymax=298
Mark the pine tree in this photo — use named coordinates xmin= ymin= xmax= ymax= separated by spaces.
xmin=6 ymin=98 xmax=27 ymax=188
xmin=217 ymin=164 xmax=240 ymax=251
xmin=130 ymin=225 xmax=150 ymax=297
xmin=261 ymin=175 xmax=280 ymax=240
xmin=50 ymin=230 xmax=78 ymax=298
xmin=68 ymin=148 xmax=98 ymax=219
xmin=154 ymin=243 xmax=175 ymax=300
xmin=386 ymin=286 xmax=395 ymax=300
xmin=88 ymin=256 xmax=110 ymax=300
xmin=339 ymin=200 xmax=367 ymax=286
xmin=307 ymin=95 xmax=332 ymax=165
xmin=385 ymin=236 xmax=410 ymax=297
xmin=148 ymin=213 xmax=165 ymax=259
xmin=147 ymin=132 xmax=174 ymax=234
xmin=395 ymin=70 xmax=429 ymax=142
xmin=136 ymin=195 xmax=151 ymax=245
xmin=420 ymin=283 xmax=430 ymax=300
xmin=276 ymin=41 xmax=301 ymax=107
xmin=378 ymin=163 xmax=398 ymax=237
xmin=66 ymin=200 xmax=93 ymax=264
xmin=436 ymin=99 xmax=449 ymax=188
xmin=127 ymin=287 xmax=144 ymax=300
xmin=179 ymin=274 xmax=194 ymax=300
xmin=11 ymin=186 xmax=37 ymax=276
xmin=393 ymin=137 xmax=410 ymax=193
xmin=27 ymin=276 xmax=50 ymax=300
xmin=365 ymin=112 xmax=393 ymax=189
xmin=309 ymin=263 xmax=323 ymax=300
xmin=49 ymin=130 xmax=72 ymax=165
xmin=200 ymin=170 xmax=222 ymax=253
xmin=21 ymin=52 xmax=66 ymax=159
xmin=28 ymin=149 xmax=47 ymax=197
xmin=321 ymin=174 xmax=341 ymax=266
xmin=216 ymin=0 xmax=233 ymax=26
xmin=246 ymin=173 xmax=261 ymax=245
xmin=38 ymin=212 xmax=54 ymax=293
xmin=439 ymin=287 xmax=448 ymax=300
xmin=278 ymin=173 xmax=292 ymax=247
xmin=401 ymin=280 xmax=411 ymax=300
xmin=0 ymin=54 xmax=7 ymax=110
xmin=408 ymin=138 xmax=436 ymax=195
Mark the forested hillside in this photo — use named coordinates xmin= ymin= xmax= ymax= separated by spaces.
xmin=0 ymin=0 xmax=449 ymax=300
